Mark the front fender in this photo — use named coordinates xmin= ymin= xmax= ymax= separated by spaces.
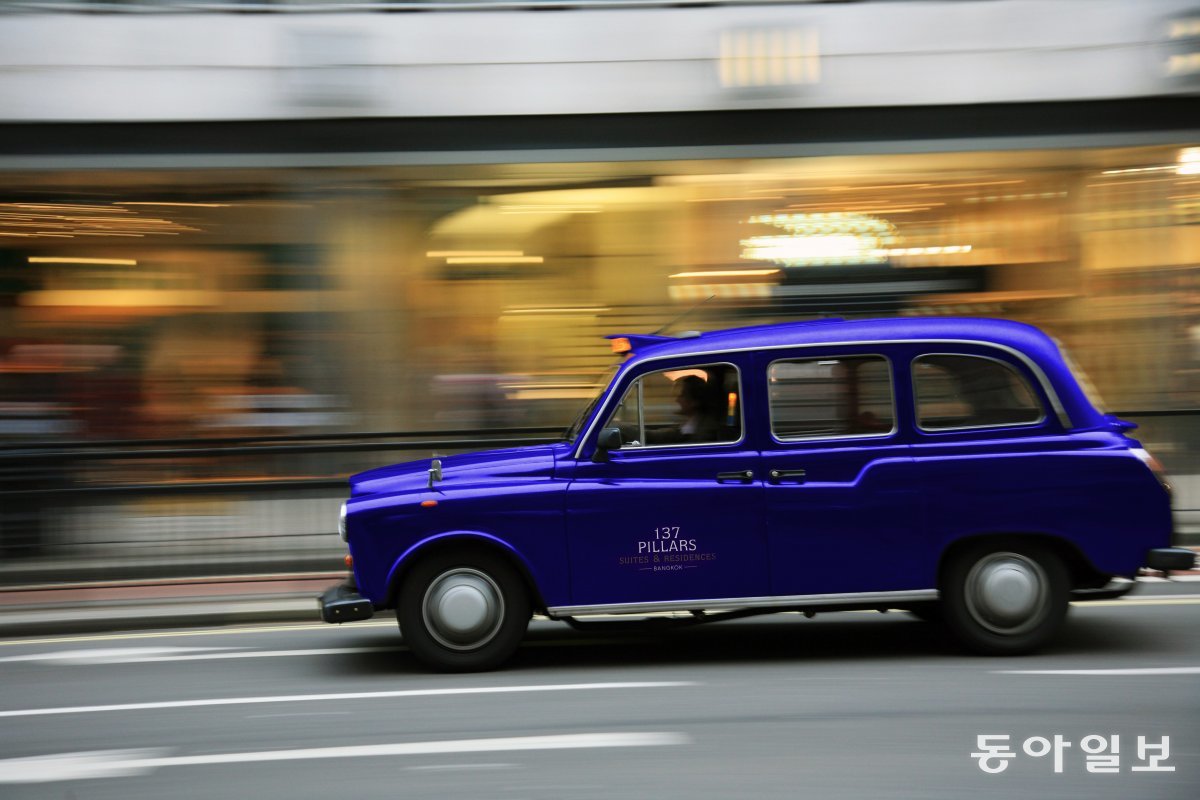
xmin=384 ymin=530 xmax=542 ymax=608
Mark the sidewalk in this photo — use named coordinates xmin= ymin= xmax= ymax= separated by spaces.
xmin=0 ymin=556 xmax=1195 ymax=640
xmin=0 ymin=573 xmax=343 ymax=638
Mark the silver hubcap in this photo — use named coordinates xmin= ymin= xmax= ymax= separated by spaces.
xmin=422 ymin=568 xmax=505 ymax=651
xmin=963 ymin=552 xmax=1048 ymax=635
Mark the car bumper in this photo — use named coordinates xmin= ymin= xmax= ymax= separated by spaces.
xmin=1145 ymin=547 xmax=1197 ymax=572
xmin=318 ymin=580 xmax=375 ymax=624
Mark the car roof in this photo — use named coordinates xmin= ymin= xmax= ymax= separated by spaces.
xmin=608 ymin=316 xmax=1104 ymax=430
xmin=613 ymin=317 xmax=1046 ymax=359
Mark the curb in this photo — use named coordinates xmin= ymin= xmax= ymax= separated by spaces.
xmin=0 ymin=597 xmax=322 ymax=639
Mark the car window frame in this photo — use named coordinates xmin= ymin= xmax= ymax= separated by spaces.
xmin=911 ymin=351 xmax=1048 ymax=434
xmin=600 ymin=360 xmax=746 ymax=453
xmin=571 ymin=337 xmax=1073 ymax=460
xmin=766 ymin=352 xmax=899 ymax=444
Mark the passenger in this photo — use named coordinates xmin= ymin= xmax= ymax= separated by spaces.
xmin=674 ymin=375 xmax=723 ymax=443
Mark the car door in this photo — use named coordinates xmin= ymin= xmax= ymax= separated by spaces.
xmin=759 ymin=347 xmax=926 ymax=597
xmin=564 ymin=357 xmax=768 ymax=608
xmin=909 ymin=348 xmax=1079 ymax=551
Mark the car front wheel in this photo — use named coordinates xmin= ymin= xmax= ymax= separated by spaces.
xmin=942 ymin=543 xmax=1068 ymax=655
xmin=397 ymin=551 xmax=531 ymax=672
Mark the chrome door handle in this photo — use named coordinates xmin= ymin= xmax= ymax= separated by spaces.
xmin=716 ymin=470 xmax=755 ymax=483
xmin=768 ymin=469 xmax=807 ymax=484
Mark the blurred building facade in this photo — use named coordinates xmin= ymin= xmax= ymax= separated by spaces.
xmin=1 ymin=0 xmax=1199 ymax=572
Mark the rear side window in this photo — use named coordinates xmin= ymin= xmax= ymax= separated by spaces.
xmin=913 ymin=354 xmax=1043 ymax=431
xmin=768 ymin=355 xmax=895 ymax=439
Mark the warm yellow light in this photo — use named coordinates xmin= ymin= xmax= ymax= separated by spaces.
xmin=1178 ymin=148 xmax=1200 ymax=176
xmin=1100 ymin=166 xmax=1175 ymax=176
xmin=874 ymin=245 xmax=973 ymax=257
xmin=506 ymin=389 xmax=602 ymax=401
xmin=503 ymin=306 xmax=610 ymax=315
xmin=19 ymin=290 xmax=216 ymax=307
xmin=426 ymin=250 xmax=524 ymax=258
xmin=669 ymin=269 xmax=780 ymax=279
xmin=1170 ymin=18 xmax=1200 ymax=38
xmin=669 ymin=283 xmax=773 ymax=301
xmin=662 ymin=369 xmax=710 ymax=382
xmin=8 ymin=203 xmax=128 ymax=213
xmin=28 ymin=257 xmax=138 ymax=266
xmin=497 ymin=205 xmax=602 ymax=215
xmin=611 ymin=337 xmax=632 ymax=354
xmin=445 ymin=256 xmax=544 ymax=265
xmin=116 ymin=202 xmax=230 ymax=208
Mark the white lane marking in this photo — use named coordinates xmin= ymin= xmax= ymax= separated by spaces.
xmin=0 ymin=733 xmax=688 ymax=783
xmin=1075 ymin=597 xmax=1200 ymax=607
xmin=0 ymin=646 xmax=399 ymax=666
xmin=406 ymin=763 xmax=515 ymax=772
xmin=0 ymin=749 xmax=170 ymax=784
xmin=0 ymin=646 xmax=246 ymax=665
xmin=0 ymin=681 xmax=697 ymax=719
xmin=245 ymin=712 xmax=351 ymax=719
xmin=997 ymin=667 xmax=1200 ymax=676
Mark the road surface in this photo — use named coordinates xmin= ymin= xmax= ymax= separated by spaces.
xmin=0 ymin=584 xmax=1196 ymax=799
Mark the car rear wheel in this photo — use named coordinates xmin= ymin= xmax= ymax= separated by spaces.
xmin=942 ymin=543 xmax=1068 ymax=655
xmin=397 ymin=550 xmax=530 ymax=672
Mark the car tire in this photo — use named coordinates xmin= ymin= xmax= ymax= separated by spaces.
xmin=941 ymin=542 xmax=1068 ymax=655
xmin=397 ymin=550 xmax=530 ymax=672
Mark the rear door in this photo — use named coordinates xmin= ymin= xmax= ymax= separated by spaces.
xmin=759 ymin=347 xmax=925 ymax=597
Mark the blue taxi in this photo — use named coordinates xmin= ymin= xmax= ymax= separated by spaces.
xmin=320 ymin=317 xmax=1193 ymax=671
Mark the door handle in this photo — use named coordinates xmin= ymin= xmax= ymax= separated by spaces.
xmin=768 ymin=469 xmax=807 ymax=484
xmin=716 ymin=470 xmax=755 ymax=484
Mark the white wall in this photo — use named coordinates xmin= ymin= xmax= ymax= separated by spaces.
xmin=0 ymin=0 xmax=1195 ymax=122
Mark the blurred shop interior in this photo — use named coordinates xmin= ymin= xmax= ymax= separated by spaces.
xmin=4 ymin=144 xmax=1200 ymax=441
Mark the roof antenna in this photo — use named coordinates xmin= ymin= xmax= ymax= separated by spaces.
xmin=652 ymin=294 xmax=715 ymax=336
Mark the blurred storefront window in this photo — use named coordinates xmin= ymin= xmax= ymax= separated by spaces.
xmin=2 ymin=143 xmax=1199 ymax=448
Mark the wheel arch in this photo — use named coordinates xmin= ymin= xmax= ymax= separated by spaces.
xmin=936 ymin=532 xmax=1109 ymax=592
xmin=385 ymin=531 xmax=547 ymax=613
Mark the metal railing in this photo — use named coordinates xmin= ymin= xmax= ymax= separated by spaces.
xmin=0 ymin=425 xmax=565 ymax=584
xmin=1 ymin=411 xmax=1196 ymax=587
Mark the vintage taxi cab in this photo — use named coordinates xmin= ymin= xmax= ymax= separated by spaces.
xmin=320 ymin=317 xmax=1193 ymax=671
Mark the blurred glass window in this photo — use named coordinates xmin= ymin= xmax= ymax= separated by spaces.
xmin=914 ymin=354 xmax=1042 ymax=431
xmin=768 ymin=356 xmax=895 ymax=439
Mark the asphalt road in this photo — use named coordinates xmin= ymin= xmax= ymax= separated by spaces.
xmin=0 ymin=586 xmax=1196 ymax=800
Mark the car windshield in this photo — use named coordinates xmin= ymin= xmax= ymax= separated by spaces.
xmin=564 ymin=365 xmax=620 ymax=443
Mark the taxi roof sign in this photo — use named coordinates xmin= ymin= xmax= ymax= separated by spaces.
xmin=604 ymin=332 xmax=678 ymax=356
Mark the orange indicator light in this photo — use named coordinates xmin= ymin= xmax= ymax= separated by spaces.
xmin=344 ymin=554 xmax=354 ymax=568
xmin=421 ymin=500 xmax=438 ymax=507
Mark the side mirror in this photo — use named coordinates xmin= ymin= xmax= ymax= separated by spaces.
xmin=593 ymin=427 xmax=623 ymax=462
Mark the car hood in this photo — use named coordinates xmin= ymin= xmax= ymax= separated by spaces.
xmin=349 ymin=442 xmax=568 ymax=497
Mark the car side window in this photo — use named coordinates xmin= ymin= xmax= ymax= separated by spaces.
xmin=768 ymin=355 xmax=895 ymax=439
xmin=604 ymin=363 xmax=741 ymax=448
xmin=913 ymin=354 xmax=1043 ymax=431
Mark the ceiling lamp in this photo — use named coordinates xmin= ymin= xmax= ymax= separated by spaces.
xmin=741 ymin=212 xmax=898 ymax=267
